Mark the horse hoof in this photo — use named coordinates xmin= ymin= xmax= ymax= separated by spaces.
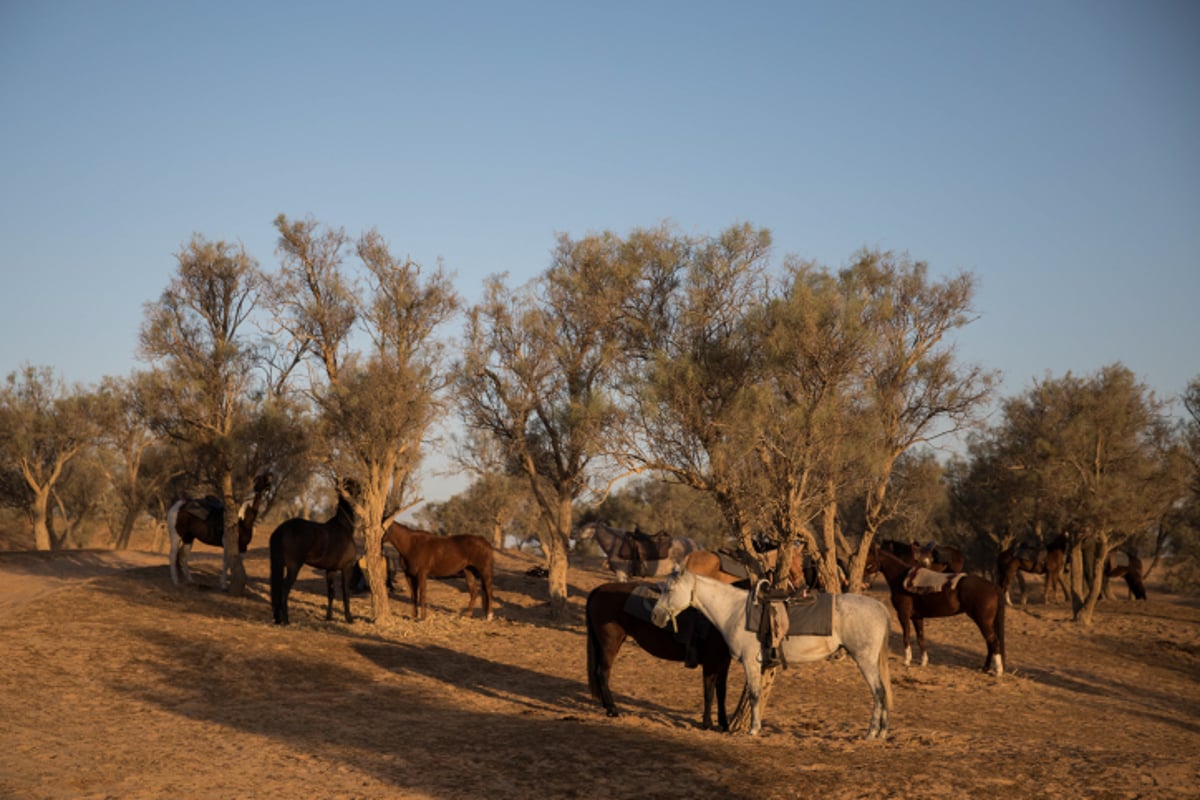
xmin=606 ymin=709 xmax=619 ymax=718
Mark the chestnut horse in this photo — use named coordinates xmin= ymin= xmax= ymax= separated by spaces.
xmin=269 ymin=481 xmax=358 ymax=625
xmin=383 ymin=521 xmax=495 ymax=620
xmin=997 ymin=534 xmax=1068 ymax=604
xmin=875 ymin=541 xmax=1006 ymax=675
xmin=585 ymin=582 xmax=731 ymax=730
xmin=682 ymin=547 xmax=805 ymax=588
xmin=168 ymin=472 xmax=272 ymax=590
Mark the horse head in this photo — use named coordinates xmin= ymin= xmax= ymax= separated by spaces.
xmin=650 ymin=565 xmax=694 ymax=631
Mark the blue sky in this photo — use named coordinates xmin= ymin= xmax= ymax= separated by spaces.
xmin=2 ymin=1 xmax=1197 ymax=498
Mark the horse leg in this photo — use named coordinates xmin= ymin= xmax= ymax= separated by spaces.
xmin=968 ymin=606 xmax=1002 ymax=675
xmin=480 ymin=568 xmax=495 ymax=621
xmin=708 ymin=656 xmax=730 ymax=732
xmin=461 ymin=569 xmax=478 ymax=617
xmin=405 ymin=573 xmax=421 ymax=619
xmin=279 ymin=563 xmax=300 ymax=625
xmin=913 ymin=617 xmax=929 ymax=667
xmin=741 ymin=653 xmax=763 ymax=735
xmin=325 ymin=571 xmax=336 ymax=621
xmin=179 ymin=542 xmax=194 ymax=584
xmin=219 ymin=549 xmax=229 ymax=592
xmin=340 ymin=569 xmax=354 ymax=623
xmin=169 ymin=533 xmax=182 ymax=585
xmin=899 ymin=610 xmax=914 ymax=667
xmin=586 ymin=618 xmax=625 ymax=718
xmin=416 ymin=574 xmax=428 ymax=620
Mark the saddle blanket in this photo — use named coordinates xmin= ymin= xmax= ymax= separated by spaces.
xmin=623 ymin=584 xmax=661 ymax=620
xmin=622 ymin=585 xmax=713 ymax=645
xmin=744 ymin=591 xmax=833 ymax=637
xmin=903 ymin=567 xmax=966 ymax=594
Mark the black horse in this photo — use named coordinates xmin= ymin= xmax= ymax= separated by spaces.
xmin=585 ymin=582 xmax=731 ymax=731
xmin=269 ymin=480 xmax=359 ymax=625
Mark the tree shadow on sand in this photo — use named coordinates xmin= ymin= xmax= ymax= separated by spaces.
xmin=113 ymin=624 xmax=757 ymax=800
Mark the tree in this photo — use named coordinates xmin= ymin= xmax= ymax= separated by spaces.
xmin=271 ymin=215 xmax=458 ymax=623
xmin=840 ymin=251 xmax=994 ymax=590
xmin=138 ymin=235 xmax=266 ymax=595
xmin=456 ymin=231 xmax=642 ymax=619
xmin=91 ymin=373 xmax=168 ymax=549
xmin=985 ymin=365 xmax=1176 ymax=622
xmin=0 ymin=366 xmax=96 ymax=550
xmin=620 ymin=223 xmax=772 ymax=554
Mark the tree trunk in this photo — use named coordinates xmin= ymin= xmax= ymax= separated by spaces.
xmin=1076 ymin=532 xmax=1111 ymax=625
xmin=544 ymin=495 xmax=573 ymax=620
xmin=366 ymin=518 xmax=390 ymax=624
xmin=729 ymin=665 xmax=775 ymax=733
xmin=113 ymin=505 xmax=140 ymax=550
xmin=221 ymin=471 xmax=247 ymax=596
xmin=819 ymin=494 xmax=842 ymax=593
xmin=31 ymin=488 xmax=52 ymax=551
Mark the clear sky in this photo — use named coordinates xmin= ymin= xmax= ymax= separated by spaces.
xmin=2 ymin=1 xmax=1197 ymax=499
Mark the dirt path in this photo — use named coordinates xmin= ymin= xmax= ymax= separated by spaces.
xmin=0 ymin=549 xmax=165 ymax=611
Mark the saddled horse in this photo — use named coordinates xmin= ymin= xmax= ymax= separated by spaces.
xmin=168 ymin=472 xmax=272 ymax=590
xmin=997 ymin=533 xmax=1069 ymax=605
xmin=650 ymin=566 xmax=891 ymax=738
xmin=575 ymin=521 xmax=699 ymax=581
xmin=875 ymin=540 xmax=1005 ymax=675
xmin=585 ymin=582 xmax=731 ymax=730
xmin=269 ymin=480 xmax=359 ymax=625
xmin=383 ymin=521 xmax=496 ymax=620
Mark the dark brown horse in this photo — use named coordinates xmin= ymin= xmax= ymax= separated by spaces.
xmin=585 ymin=582 xmax=731 ymax=730
xmin=875 ymin=541 xmax=1006 ymax=675
xmin=383 ymin=521 xmax=495 ymax=620
xmin=168 ymin=472 xmax=272 ymax=590
xmin=915 ymin=541 xmax=965 ymax=573
xmin=1104 ymin=551 xmax=1148 ymax=600
xmin=997 ymin=533 xmax=1068 ymax=604
xmin=269 ymin=481 xmax=359 ymax=625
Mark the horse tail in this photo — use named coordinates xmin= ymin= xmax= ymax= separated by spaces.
xmin=166 ymin=500 xmax=184 ymax=583
xmin=269 ymin=528 xmax=285 ymax=620
xmin=877 ymin=607 xmax=893 ymax=711
xmin=585 ymin=597 xmax=603 ymax=702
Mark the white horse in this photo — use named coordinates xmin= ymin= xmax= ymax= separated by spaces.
xmin=650 ymin=567 xmax=892 ymax=739
xmin=575 ymin=521 xmax=699 ymax=582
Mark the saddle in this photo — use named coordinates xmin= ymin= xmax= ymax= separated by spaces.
xmin=744 ymin=581 xmax=834 ymax=668
xmin=617 ymin=528 xmax=673 ymax=577
xmin=903 ymin=566 xmax=966 ymax=594
xmin=181 ymin=496 xmax=225 ymax=541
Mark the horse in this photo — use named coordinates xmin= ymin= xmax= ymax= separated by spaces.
xmin=874 ymin=541 xmax=1005 ymax=675
xmin=575 ymin=521 xmax=699 ymax=581
xmin=997 ymin=533 xmax=1068 ymax=605
xmin=915 ymin=541 xmax=965 ymax=573
xmin=649 ymin=566 xmax=891 ymax=738
xmin=585 ymin=582 xmax=731 ymax=730
xmin=383 ymin=521 xmax=495 ymax=620
xmin=682 ymin=547 xmax=805 ymax=588
xmin=269 ymin=481 xmax=359 ymax=625
xmin=168 ymin=472 xmax=272 ymax=590
xmin=1104 ymin=551 xmax=1148 ymax=601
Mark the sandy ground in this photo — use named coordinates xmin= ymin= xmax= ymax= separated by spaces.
xmin=0 ymin=546 xmax=1197 ymax=800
